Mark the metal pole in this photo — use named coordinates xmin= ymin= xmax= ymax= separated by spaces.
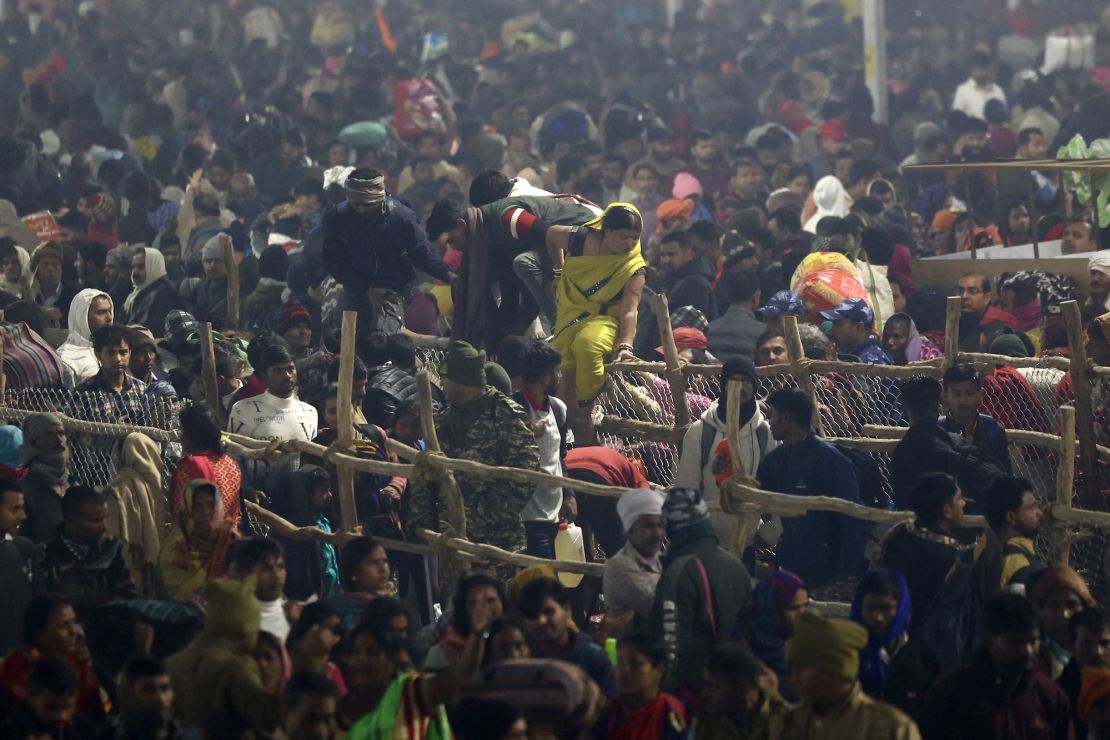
xmin=862 ymin=0 xmax=888 ymax=125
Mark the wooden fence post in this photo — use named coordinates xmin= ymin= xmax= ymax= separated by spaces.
xmin=416 ymin=370 xmax=468 ymax=592
xmin=725 ymin=378 xmax=759 ymax=554
xmin=1063 ymin=300 xmax=1098 ymax=510
xmin=943 ymin=295 xmax=961 ymax=368
xmin=219 ymin=234 xmax=240 ymax=328
xmin=198 ymin=322 xmax=222 ymax=422
xmin=1055 ymin=405 xmax=1078 ymax=567
xmin=652 ymin=293 xmax=691 ymax=435
xmin=335 ymin=310 xmax=359 ymax=532
xmin=783 ymin=315 xmax=823 ymax=435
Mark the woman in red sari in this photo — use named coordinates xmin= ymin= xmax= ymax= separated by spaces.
xmin=170 ymin=405 xmax=242 ymax=527
xmin=598 ymin=632 xmax=687 ymax=740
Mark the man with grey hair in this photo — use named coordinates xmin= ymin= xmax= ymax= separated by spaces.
xmin=603 ymin=488 xmax=666 ymax=620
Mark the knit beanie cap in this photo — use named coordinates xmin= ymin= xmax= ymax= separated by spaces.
xmin=787 ymin=611 xmax=869 ymax=680
xmin=445 ymin=341 xmax=486 ymax=387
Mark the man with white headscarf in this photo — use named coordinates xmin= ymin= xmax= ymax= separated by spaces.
xmin=121 ymin=246 xmax=181 ymax=331
xmin=321 ymin=166 xmax=453 ymax=334
xmin=602 ymin=487 xmax=666 ymax=620
xmin=1088 ymin=253 xmax=1110 ymax=317
xmin=56 ymin=287 xmax=114 ymax=383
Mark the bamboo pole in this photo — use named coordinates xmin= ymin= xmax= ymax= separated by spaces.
xmin=198 ymin=322 xmax=222 ymax=422
xmin=416 ymin=371 xmax=467 ymax=539
xmin=335 ymin=311 xmax=359 ymax=532
xmin=1063 ymin=300 xmax=1098 ymax=509
xmin=596 ymin=415 xmax=683 ymax=444
xmin=724 ymin=377 xmax=759 ymax=554
xmin=652 ymin=293 xmax=691 ymax=431
xmin=1055 ymin=406 xmax=1077 ymax=567
xmin=783 ymin=315 xmax=823 ymax=434
xmin=219 ymin=234 xmax=239 ymax=327
xmin=417 ymin=528 xmax=604 ymax=577
xmin=860 ymin=423 xmax=1064 ymax=449
xmin=944 ymin=295 xmax=961 ymax=367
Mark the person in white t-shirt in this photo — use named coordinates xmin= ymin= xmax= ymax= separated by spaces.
xmin=229 ymin=343 xmax=318 ymax=488
xmin=510 ymin=340 xmax=567 ymax=559
xmin=227 ymin=537 xmax=290 ymax=641
xmin=952 ymin=51 xmax=1007 ymax=120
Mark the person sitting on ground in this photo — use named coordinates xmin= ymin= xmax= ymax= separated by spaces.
xmin=695 ymin=642 xmax=788 ymax=739
xmin=518 ymin=577 xmax=618 ymax=698
xmin=784 ymin=610 xmax=919 ymax=738
xmin=157 ymin=479 xmax=235 ymax=601
xmin=878 ymin=472 xmax=965 ymax=632
xmin=286 ymin=601 xmax=347 ymax=694
xmin=170 ymin=404 xmax=243 ymax=527
xmin=166 ymin=577 xmax=284 ymax=737
xmin=601 ymin=632 xmax=688 ymax=739
xmin=0 ymin=594 xmax=103 ymax=722
xmin=281 ymin=671 xmax=340 ymax=740
xmin=227 ymin=537 xmax=291 ymax=641
xmin=329 ymin=536 xmax=392 ymax=629
xmin=649 ymin=487 xmax=751 ymax=696
xmin=921 ymin=593 xmax=1073 ymax=740
xmin=424 ymin=571 xmax=506 ymax=672
xmin=603 ymin=487 xmax=666 ymax=623
xmin=0 ymin=655 xmax=97 ymax=739
xmin=43 ymin=485 xmax=136 ymax=618
xmin=101 ymin=656 xmax=197 ymax=740
xmin=733 ymin=570 xmax=808 ymax=702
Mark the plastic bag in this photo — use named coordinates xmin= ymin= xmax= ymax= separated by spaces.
xmin=1043 ymin=29 xmax=1095 ymax=74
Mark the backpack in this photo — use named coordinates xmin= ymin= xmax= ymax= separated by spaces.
xmin=832 ymin=443 xmax=892 ymax=509
xmin=698 ymin=422 xmax=770 ymax=476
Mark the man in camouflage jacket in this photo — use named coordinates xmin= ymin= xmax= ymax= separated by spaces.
xmin=408 ymin=342 xmax=539 ymax=567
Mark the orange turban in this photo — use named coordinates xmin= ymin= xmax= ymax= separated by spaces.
xmin=656 ymin=198 xmax=695 ymax=230
xmin=931 ymin=209 xmax=957 ymax=231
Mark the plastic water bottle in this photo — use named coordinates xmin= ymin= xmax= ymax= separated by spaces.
xmin=554 ymin=522 xmax=585 ymax=588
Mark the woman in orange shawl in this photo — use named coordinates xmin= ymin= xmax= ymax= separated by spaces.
xmin=157 ymin=479 xmax=235 ymax=601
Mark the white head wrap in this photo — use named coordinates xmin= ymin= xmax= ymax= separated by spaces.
xmin=1089 ymin=252 xmax=1110 ymax=278
xmin=616 ymin=488 xmax=665 ymax=532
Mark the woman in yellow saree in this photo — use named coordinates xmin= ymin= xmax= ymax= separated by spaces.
xmin=548 ymin=203 xmax=646 ymax=437
xmin=157 ymin=479 xmax=236 ymax=601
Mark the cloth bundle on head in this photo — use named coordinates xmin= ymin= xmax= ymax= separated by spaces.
xmin=1090 ymin=252 xmax=1110 ymax=278
xmin=30 ymin=241 xmax=64 ymax=272
xmin=87 ymin=192 xmax=117 ymax=223
xmin=616 ymin=488 xmax=665 ymax=532
xmin=670 ymin=306 xmax=709 ymax=333
xmin=1080 ymin=668 xmax=1110 ymax=719
xmin=203 ymin=576 xmax=261 ymax=638
xmin=344 ymin=171 xmax=387 ymax=205
xmin=277 ymin=302 xmax=312 ymax=335
xmin=445 ymin=340 xmax=486 ymax=387
xmin=672 ymin=172 xmax=703 ymax=201
xmin=201 ymin=235 xmax=226 ymax=262
xmin=656 ymin=198 xmax=695 ymax=230
xmin=787 ymin=610 xmax=869 ymax=681
xmin=163 ymin=310 xmax=199 ymax=353
xmin=1028 ymin=564 xmax=1095 ymax=609
xmin=656 ymin=326 xmax=706 ymax=355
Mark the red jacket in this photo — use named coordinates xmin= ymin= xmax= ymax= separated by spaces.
xmin=564 ymin=447 xmax=649 ymax=489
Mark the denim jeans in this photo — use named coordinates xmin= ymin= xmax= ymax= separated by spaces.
xmin=524 ymin=520 xmax=559 ymax=559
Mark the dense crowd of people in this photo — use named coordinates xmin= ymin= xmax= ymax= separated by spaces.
xmin=3 ymin=0 xmax=1110 ymax=737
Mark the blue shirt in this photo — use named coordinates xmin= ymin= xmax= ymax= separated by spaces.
xmin=848 ymin=335 xmax=894 ymax=365
xmin=321 ymin=199 xmax=451 ymax=296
